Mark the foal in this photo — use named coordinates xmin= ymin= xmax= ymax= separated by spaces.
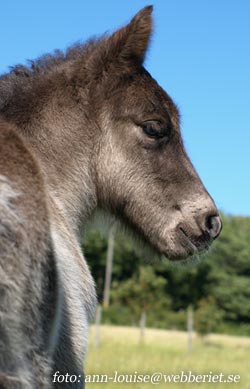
xmin=0 ymin=6 xmax=221 ymax=388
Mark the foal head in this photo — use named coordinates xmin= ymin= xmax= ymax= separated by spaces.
xmin=0 ymin=6 xmax=221 ymax=261
xmin=90 ymin=6 xmax=221 ymax=260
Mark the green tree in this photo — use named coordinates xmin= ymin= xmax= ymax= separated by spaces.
xmin=83 ymin=214 xmax=250 ymax=335
xmin=195 ymin=296 xmax=223 ymax=337
xmin=203 ymin=215 xmax=250 ymax=324
xmin=111 ymin=266 xmax=171 ymax=323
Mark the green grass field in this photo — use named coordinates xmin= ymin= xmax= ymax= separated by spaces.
xmin=85 ymin=325 xmax=250 ymax=388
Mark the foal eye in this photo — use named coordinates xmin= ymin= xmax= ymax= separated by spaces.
xmin=142 ymin=121 xmax=170 ymax=140
xmin=142 ymin=122 xmax=160 ymax=137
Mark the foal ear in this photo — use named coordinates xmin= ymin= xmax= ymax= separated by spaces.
xmin=108 ymin=6 xmax=153 ymax=64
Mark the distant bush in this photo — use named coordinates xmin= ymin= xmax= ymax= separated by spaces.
xmin=195 ymin=296 xmax=223 ymax=337
xmin=101 ymin=305 xmax=187 ymax=331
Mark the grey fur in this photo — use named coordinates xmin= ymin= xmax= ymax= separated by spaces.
xmin=0 ymin=6 xmax=221 ymax=388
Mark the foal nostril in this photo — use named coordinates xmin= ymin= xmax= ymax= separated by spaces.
xmin=205 ymin=215 xmax=222 ymax=239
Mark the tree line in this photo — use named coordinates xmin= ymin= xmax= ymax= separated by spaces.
xmin=82 ymin=213 xmax=250 ymax=336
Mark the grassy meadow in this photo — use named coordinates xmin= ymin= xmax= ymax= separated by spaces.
xmin=86 ymin=325 xmax=250 ymax=388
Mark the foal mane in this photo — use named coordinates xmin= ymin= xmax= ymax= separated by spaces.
xmin=0 ymin=37 xmax=104 ymax=113
xmin=0 ymin=10 xmax=150 ymax=121
xmin=13 ymin=39 xmax=101 ymax=75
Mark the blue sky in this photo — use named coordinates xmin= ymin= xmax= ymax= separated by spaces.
xmin=1 ymin=1 xmax=249 ymax=215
